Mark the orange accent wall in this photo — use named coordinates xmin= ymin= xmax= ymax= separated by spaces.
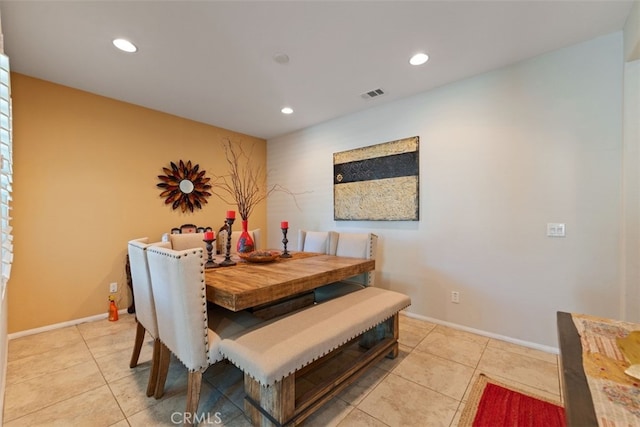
xmin=9 ymin=73 xmax=267 ymax=333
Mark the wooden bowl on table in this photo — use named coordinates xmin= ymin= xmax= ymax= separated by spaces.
xmin=238 ymin=250 xmax=281 ymax=263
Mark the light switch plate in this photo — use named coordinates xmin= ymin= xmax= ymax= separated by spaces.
xmin=547 ymin=223 xmax=566 ymax=237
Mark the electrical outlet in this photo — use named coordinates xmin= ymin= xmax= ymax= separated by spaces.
xmin=110 ymin=282 xmax=118 ymax=293
xmin=451 ymin=291 xmax=460 ymax=304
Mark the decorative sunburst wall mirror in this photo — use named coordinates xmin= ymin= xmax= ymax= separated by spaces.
xmin=157 ymin=160 xmax=212 ymax=212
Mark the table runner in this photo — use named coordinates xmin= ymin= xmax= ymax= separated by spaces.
xmin=571 ymin=313 xmax=640 ymax=425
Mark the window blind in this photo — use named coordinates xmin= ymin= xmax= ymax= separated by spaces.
xmin=0 ymin=53 xmax=12 ymax=299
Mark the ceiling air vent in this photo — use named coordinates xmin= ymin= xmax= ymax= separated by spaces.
xmin=361 ymin=88 xmax=385 ymax=99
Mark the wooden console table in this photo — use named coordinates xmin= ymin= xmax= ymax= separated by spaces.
xmin=557 ymin=311 xmax=598 ymax=426
xmin=557 ymin=311 xmax=640 ymax=426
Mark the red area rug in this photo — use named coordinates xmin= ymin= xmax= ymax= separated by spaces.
xmin=459 ymin=374 xmax=566 ymax=427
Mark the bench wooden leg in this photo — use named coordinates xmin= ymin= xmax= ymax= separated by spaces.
xmin=245 ymin=373 xmax=295 ymax=426
xmin=130 ymin=322 xmax=146 ymax=368
xmin=387 ymin=313 xmax=400 ymax=359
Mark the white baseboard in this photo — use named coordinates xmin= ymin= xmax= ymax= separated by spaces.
xmin=10 ymin=309 xmax=558 ymax=355
xmin=8 ymin=308 xmax=131 ymax=340
xmin=402 ymin=311 xmax=559 ymax=355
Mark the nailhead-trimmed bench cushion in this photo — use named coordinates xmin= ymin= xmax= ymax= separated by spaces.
xmin=219 ymin=287 xmax=411 ymax=386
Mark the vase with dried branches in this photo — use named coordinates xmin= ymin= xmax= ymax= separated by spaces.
xmin=210 ymin=139 xmax=293 ymax=253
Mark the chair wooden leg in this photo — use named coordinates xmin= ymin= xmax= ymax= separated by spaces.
xmin=146 ymin=338 xmax=161 ymax=397
xmin=129 ymin=322 xmax=146 ymax=368
xmin=184 ymin=371 xmax=202 ymax=426
xmin=154 ymin=342 xmax=171 ymax=399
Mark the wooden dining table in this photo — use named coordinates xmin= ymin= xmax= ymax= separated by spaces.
xmin=557 ymin=311 xmax=598 ymax=426
xmin=204 ymin=251 xmax=375 ymax=312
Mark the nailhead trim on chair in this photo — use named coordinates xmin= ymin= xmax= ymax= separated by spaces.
xmin=368 ymin=234 xmax=376 ymax=286
xmin=196 ymin=259 xmax=212 ymax=370
xmin=161 ymin=250 xmax=204 ymax=260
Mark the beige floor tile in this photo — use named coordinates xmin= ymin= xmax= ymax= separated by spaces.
xmin=476 ymin=346 xmax=560 ymax=396
xmin=3 ymin=385 xmax=125 ymax=427
xmin=109 ymin=421 xmax=131 ymax=427
xmin=204 ymin=362 xmax=246 ymax=409
xmin=3 ymin=360 xmax=105 ymax=422
xmin=415 ymin=329 xmax=486 ymax=367
xmin=109 ymin=357 xmax=188 ymax=417
xmin=392 ymin=351 xmax=474 ymax=400
xmin=432 ymin=325 xmax=490 ymax=346
xmin=224 ymin=413 xmax=254 ymax=427
xmin=487 ymin=338 xmax=558 ymax=364
xmin=127 ymin=381 xmax=241 ymax=426
xmin=77 ymin=314 xmax=138 ymax=340
xmin=450 ymin=407 xmax=463 ymax=426
xmin=358 ymin=373 xmax=458 ymax=427
xmin=6 ymin=340 xmax=94 ymax=385
xmin=399 ymin=314 xmax=437 ymax=331
xmin=95 ymin=337 xmax=155 ymax=383
xmin=461 ymin=369 xmax=483 ymax=403
xmin=85 ymin=327 xmax=138 ymax=359
xmin=302 ymin=396 xmax=353 ymax=427
xmin=398 ymin=322 xmax=432 ymax=348
xmin=337 ymin=366 xmax=389 ymax=406
xmin=7 ymin=326 xmax=84 ymax=362
xmin=337 ymin=408 xmax=389 ymax=426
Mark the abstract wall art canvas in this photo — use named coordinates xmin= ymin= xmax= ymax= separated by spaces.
xmin=333 ymin=136 xmax=419 ymax=221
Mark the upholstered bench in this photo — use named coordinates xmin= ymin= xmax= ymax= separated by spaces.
xmin=219 ymin=286 xmax=411 ymax=426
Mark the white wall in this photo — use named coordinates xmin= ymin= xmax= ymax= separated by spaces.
xmin=267 ymin=32 xmax=624 ymax=349
xmin=622 ymin=3 xmax=640 ymax=324
xmin=622 ymin=59 xmax=640 ymax=322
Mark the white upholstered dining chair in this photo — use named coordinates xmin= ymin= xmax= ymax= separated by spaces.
xmin=127 ymin=237 xmax=171 ymax=396
xmin=297 ymin=230 xmax=338 ymax=254
xmin=169 ymin=232 xmax=209 ymax=253
xmin=313 ymin=232 xmax=378 ymax=303
xmin=146 ymin=245 xmax=261 ymax=422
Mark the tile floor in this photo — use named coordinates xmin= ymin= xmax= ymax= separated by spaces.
xmin=3 ymin=313 xmax=561 ymax=426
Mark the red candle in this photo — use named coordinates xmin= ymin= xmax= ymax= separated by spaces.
xmin=226 ymin=210 xmax=235 ymax=219
xmin=204 ymin=231 xmax=215 ymax=240
xmin=281 ymin=221 xmax=289 ymax=229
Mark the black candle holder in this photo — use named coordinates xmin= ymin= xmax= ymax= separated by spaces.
xmin=203 ymin=238 xmax=219 ymax=269
xmin=280 ymin=227 xmax=292 ymax=258
xmin=220 ymin=218 xmax=237 ymax=267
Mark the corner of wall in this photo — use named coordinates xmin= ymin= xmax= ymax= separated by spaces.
xmin=624 ymin=1 xmax=640 ymax=61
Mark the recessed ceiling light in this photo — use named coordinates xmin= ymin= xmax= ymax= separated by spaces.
xmin=113 ymin=38 xmax=137 ymax=53
xmin=281 ymin=107 xmax=294 ymax=115
xmin=409 ymin=53 xmax=429 ymax=66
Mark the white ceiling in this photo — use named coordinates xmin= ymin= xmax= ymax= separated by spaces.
xmin=0 ymin=1 xmax=634 ymax=140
